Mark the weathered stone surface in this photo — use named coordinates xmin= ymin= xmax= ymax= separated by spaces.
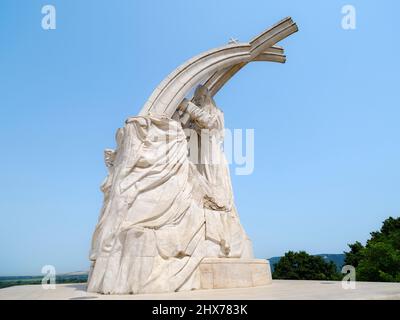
xmin=199 ymin=258 xmax=272 ymax=289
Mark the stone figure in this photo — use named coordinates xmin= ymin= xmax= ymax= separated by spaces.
xmin=87 ymin=17 xmax=298 ymax=294
xmin=178 ymin=85 xmax=254 ymax=258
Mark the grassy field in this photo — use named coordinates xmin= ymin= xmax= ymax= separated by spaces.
xmin=0 ymin=274 xmax=88 ymax=289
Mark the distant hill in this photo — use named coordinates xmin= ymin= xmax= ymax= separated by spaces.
xmin=268 ymin=254 xmax=345 ymax=272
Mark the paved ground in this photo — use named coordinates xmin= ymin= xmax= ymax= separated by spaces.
xmin=1 ymin=280 xmax=399 ymax=300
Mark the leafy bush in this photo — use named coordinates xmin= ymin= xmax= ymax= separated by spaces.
xmin=272 ymin=251 xmax=341 ymax=280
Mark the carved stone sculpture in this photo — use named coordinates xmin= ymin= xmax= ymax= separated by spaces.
xmin=87 ymin=17 xmax=298 ymax=294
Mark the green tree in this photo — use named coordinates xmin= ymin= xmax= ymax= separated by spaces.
xmin=272 ymin=251 xmax=341 ymax=280
xmin=343 ymin=241 xmax=364 ymax=268
xmin=344 ymin=216 xmax=400 ymax=282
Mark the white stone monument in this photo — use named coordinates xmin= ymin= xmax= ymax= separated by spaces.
xmin=87 ymin=17 xmax=298 ymax=294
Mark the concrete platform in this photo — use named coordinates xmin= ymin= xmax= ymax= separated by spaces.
xmin=0 ymin=280 xmax=399 ymax=300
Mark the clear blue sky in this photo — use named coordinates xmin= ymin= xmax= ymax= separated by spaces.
xmin=1 ymin=0 xmax=399 ymax=276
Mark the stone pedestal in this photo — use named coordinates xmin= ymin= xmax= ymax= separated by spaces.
xmin=199 ymin=258 xmax=272 ymax=289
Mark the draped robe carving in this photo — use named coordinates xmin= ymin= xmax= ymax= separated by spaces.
xmin=88 ymin=86 xmax=252 ymax=294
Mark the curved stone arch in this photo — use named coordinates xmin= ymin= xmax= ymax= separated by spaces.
xmin=204 ymin=46 xmax=286 ymax=98
xmin=139 ymin=17 xmax=298 ymax=118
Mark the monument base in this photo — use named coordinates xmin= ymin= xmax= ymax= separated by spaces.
xmin=199 ymin=258 xmax=272 ymax=289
